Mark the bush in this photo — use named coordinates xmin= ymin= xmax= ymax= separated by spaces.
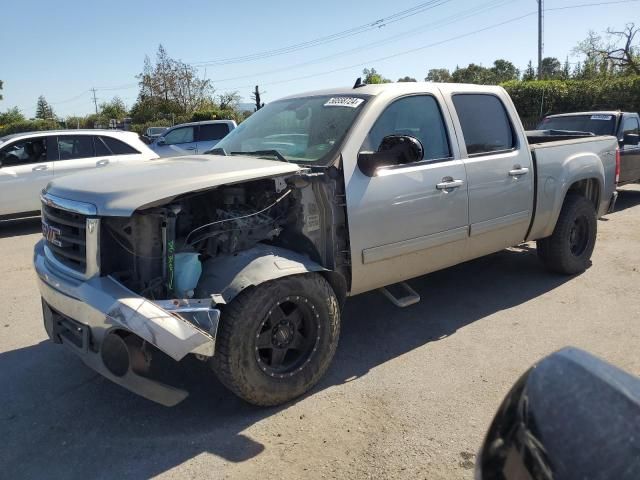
xmin=502 ymin=76 xmax=640 ymax=125
xmin=0 ymin=119 xmax=59 ymax=136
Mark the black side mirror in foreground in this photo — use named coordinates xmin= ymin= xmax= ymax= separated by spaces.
xmin=623 ymin=133 xmax=640 ymax=146
xmin=477 ymin=347 xmax=640 ymax=480
xmin=357 ymin=134 xmax=424 ymax=177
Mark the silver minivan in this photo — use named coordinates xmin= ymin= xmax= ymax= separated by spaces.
xmin=148 ymin=120 xmax=236 ymax=157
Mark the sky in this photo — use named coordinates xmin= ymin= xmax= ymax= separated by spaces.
xmin=1 ymin=0 xmax=637 ymax=118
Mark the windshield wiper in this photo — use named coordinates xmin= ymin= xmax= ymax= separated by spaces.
xmin=230 ymin=150 xmax=289 ymax=163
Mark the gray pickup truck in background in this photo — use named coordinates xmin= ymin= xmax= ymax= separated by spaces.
xmin=537 ymin=111 xmax=640 ymax=185
xmin=34 ymin=83 xmax=618 ymax=407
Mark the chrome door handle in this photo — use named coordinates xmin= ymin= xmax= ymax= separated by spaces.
xmin=32 ymin=164 xmax=48 ymax=171
xmin=96 ymin=159 xmax=109 ymax=167
xmin=509 ymin=167 xmax=529 ymax=176
xmin=436 ymin=179 xmax=464 ymax=190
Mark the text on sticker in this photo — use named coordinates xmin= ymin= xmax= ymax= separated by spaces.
xmin=591 ymin=115 xmax=613 ymax=121
xmin=324 ymin=97 xmax=364 ymax=108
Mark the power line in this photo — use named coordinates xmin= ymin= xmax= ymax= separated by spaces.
xmin=190 ymin=0 xmax=453 ymax=67
xmin=219 ymin=0 xmax=640 ymax=92
xmin=207 ymin=0 xmax=518 ymax=84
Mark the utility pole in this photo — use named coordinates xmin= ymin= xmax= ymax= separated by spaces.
xmin=537 ymin=0 xmax=544 ymax=79
xmin=91 ymin=88 xmax=99 ymax=114
xmin=252 ymin=85 xmax=264 ymax=111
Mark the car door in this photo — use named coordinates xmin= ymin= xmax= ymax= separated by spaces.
xmin=345 ymin=94 xmax=469 ymax=294
xmin=98 ymin=135 xmax=144 ymax=165
xmin=196 ymin=123 xmax=231 ymax=153
xmin=0 ymin=136 xmax=54 ymax=216
xmin=619 ymin=115 xmax=640 ymax=183
xmin=153 ymin=125 xmax=197 ymax=157
xmin=448 ymin=93 xmax=534 ymax=259
xmin=53 ymin=135 xmax=110 ymax=178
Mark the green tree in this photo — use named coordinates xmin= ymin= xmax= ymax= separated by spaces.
xmin=35 ymin=95 xmax=55 ymax=120
xmin=451 ymin=64 xmax=494 ymax=84
xmin=0 ymin=107 xmax=25 ymax=125
xmin=362 ymin=67 xmax=391 ymax=84
xmin=397 ymin=76 xmax=417 ymax=82
xmin=522 ymin=61 xmax=536 ymax=81
xmin=425 ymin=68 xmax=452 ymax=82
xmin=99 ymin=96 xmax=127 ymax=120
xmin=539 ymin=57 xmax=563 ymax=79
xmin=218 ymin=91 xmax=241 ymax=110
xmin=575 ymin=24 xmax=640 ymax=75
xmin=562 ymin=57 xmax=571 ymax=79
xmin=490 ymin=59 xmax=519 ymax=83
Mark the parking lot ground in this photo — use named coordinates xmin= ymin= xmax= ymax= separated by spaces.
xmin=1 ymin=185 xmax=639 ymax=480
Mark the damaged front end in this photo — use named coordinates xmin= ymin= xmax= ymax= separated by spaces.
xmin=35 ymin=164 xmax=349 ymax=405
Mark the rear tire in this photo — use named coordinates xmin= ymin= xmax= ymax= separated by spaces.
xmin=211 ymin=273 xmax=340 ymax=406
xmin=537 ymin=194 xmax=597 ymax=275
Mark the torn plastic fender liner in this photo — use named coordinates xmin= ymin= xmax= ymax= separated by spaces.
xmin=197 ymin=243 xmax=330 ymax=305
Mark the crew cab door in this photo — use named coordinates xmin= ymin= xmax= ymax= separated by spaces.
xmin=448 ymin=93 xmax=533 ymax=258
xmin=619 ymin=115 xmax=640 ymax=183
xmin=196 ymin=123 xmax=232 ymax=153
xmin=345 ymin=93 xmax=469 ymax=295
xmin=0 ymin=136 xmax=54 ymax=216
xmin=54 ymin=134 xmax=113 ymax=177
xmin=153 ymin=125 xmax=197 ymax=157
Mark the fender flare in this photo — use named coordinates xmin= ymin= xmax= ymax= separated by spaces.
xmin=196 ymin=243 xmax=347 ymax=307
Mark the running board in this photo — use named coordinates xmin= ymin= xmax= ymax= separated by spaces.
xmin=379 ymin=282 xmax=421 ymax=308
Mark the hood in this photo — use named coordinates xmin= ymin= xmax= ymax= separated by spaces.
xmin=44 ymin=155 xmax=302 ymax=216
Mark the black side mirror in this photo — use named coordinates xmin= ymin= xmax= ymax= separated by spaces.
xmin=477 ymin=347 xmax=640 ymax=480
xmin=156 ymin=137 xmax=166 ymax=146
xmin=357 ymin=135 xmax=424 ymax=177
xmin=623 ymin=133 xmax=640 ymax=146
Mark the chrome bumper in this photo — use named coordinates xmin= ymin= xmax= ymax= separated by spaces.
xmin=34 ymin=239 xmax=219 ymax=406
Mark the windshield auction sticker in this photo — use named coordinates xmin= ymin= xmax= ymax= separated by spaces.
xmin=591 ymin=115 xmax=613 ymax=121
xmin=324 ymin=97 xmax=365 ymax=108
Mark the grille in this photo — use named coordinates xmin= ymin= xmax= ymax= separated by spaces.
xmin=42 ymin=203 xmax=87 ymax=273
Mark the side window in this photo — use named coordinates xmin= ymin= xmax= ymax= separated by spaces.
xmin=361 ymin=95 xmax=451 ymax=162
xmin=452 ymin=94 xmax=515 ymax=155
xmin=163 ymin=126 xmax=194 ymax=145
xmin=199 ymin=123 xmax=230 ymax=141
xmin=58 ymin=135 xmax=95 ymax=160
xmin=100 ymin=136 xmax=139 ymax=155
xmin=0 ymin=137 xmax=48 ymax=167
xmin=622 ymin=117 xmax=640 ymax=136
xmin=94 ymin=136 xmax=112 ymax=156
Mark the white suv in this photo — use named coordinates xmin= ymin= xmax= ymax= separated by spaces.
xmin=0 ymin=130 xmax=158 ymax=218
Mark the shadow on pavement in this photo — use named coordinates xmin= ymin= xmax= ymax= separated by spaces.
xmin=0 ymin=216 xmax=41 ymax=239
xmin=613 ymin=187 xmax=640 ymax=213
xmin=0 ymin=245 xmax=572 ymax=479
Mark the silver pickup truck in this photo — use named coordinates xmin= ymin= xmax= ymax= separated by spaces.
xmin=34 ymin=83 xmax=618 ymax=407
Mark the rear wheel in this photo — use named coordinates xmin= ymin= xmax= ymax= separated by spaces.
xmin=537 ymin=194 xmax=597 ymax=275
xmin=211 ymin=274 xmax=340 ymax=406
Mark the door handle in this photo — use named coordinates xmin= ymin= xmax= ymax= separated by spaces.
xmin=436 ymin=179 xmax=464 ymax=190
xmin=96 ymin=159 xmax=110 ymax=167
xmin=32 ymin=164 xmax=48 ymax=171
xmin=509 ymin=167 xmax=529 ymax=176
xmin=185 ymin=147 xmax=197 ymax=151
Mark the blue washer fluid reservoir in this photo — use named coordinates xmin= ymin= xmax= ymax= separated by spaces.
xmin=174 ymin=252 xmax=202 ymax=298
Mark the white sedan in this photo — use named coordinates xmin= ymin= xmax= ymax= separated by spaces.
xmin=0 ymin=130 xmax=159 ymax=218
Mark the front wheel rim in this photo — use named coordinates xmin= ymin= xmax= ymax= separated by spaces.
xmin=254 ymin=296 xmax=321 ymax=379
xmin=569 ymin=215 xmax=589 ymax=257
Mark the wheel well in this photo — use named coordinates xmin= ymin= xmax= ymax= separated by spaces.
xmin=320 ymin=271 xmax=348 ymax=309
xmin=566 ymin=178 xmax=600 ymax=210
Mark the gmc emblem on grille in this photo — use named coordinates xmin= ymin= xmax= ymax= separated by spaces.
xmin=42 ymin=221 xmax=62 ymax=247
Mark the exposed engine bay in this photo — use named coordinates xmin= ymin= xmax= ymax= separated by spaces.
xmin=99 ymin=172 xmax=350 ymax=302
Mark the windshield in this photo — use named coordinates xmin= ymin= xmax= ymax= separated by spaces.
xmin=537 ymin=114 xmax=617 ymax=135
xmin=213 ymin=94 xmax=369 ymax=163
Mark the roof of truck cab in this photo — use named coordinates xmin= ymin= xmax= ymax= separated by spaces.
xmin=278 ymin=82 xmax=507 ymax=100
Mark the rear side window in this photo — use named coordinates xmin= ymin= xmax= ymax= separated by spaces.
xmin=58 ymin=135 xmax=94 ymax=160
xmin=100 ymin=136 xmax=139 ymax=155
xmin=0 ymin=137 xmax=49 ymax=166
xmin=94 ymin=136 xmax=111 ymax=156
xmin=622 ymin=117 xmax=640 ymax=136
xmin=453 ymin=94 xmax=515 ymax=155
xmin=199 ymin=123 xmax=230 ymax=141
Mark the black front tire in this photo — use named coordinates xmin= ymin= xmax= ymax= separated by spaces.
xmin=211 ymin=273 xmax=340 ymax=406
xmin=537 ymin=194 xmax=597 ymax=275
